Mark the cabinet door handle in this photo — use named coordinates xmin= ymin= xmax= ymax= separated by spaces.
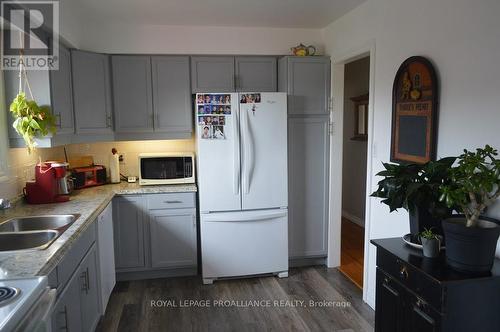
xmin=85 ymin=267 xmax=90 ymax=292
xmin=192 ymin=215 xmax=196 ymax=228
xmin=56 ymin=113 xmax=62 ymax=128
xmin=382 ymin=282 xmax=399 ymax=297
xmin=164 ymin=200 xmax=182 ymax=204
xmin=80 ymin=270 xmax=89 ymax=294
xmin=58 ymin=307 xmax=68 ymax=331
xmin=413 ymin=306 xmax=434 ymax=324
xmin=399 ymin=265 xmax=409 ymax=279
xmin=106 ymin=115 xmax=112 ymax=128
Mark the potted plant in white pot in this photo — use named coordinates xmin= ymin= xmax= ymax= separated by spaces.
xmin=440 ymin=145 xmax=500 ymax=273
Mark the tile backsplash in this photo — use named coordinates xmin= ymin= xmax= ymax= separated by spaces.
xmin=0 ymin=147 xmax=54 ymax=200
xmin=46 ymin=138 xmax=195 ymax=178
xmin=0 ymin=138 xmax=195 ymax=200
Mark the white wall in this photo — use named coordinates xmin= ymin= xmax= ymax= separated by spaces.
xmin=342 ymin=57 xmax=369 ymax=226
xmin=75 ymin=21 xmax=324 ymax=55
xmin=323 ymin=0 xmax=500 ymax=308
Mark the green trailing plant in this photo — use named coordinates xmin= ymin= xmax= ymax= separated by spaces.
xmin=440 ymin=145 xmax=500 ymax=227
xmin=371 ymin=157 xmax=456 ymax=218
xmin=420 ymin=227 xmax=438 ymax=240
xmin=9 ymin=92 xmax=56 ymax=153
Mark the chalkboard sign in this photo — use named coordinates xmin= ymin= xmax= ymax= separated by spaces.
xmin=391 ymin=56 xmax=438 ymax=164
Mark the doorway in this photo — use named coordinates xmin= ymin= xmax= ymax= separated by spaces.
xmin=338 ymin=56 xmax=370 ymax=289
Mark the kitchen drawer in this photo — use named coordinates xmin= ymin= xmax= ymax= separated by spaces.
xmin=377 ymin=248 xmax=444 ymax=312
xmin=57 ymin=222 xmax=96 ymax=292
xmin=146 ymin=193 xmax=195 ymax=210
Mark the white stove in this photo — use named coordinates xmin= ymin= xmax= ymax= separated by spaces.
xmin=0 ymin=276 xmax=56 ymax=332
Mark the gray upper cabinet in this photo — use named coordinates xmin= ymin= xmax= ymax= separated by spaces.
xmin=113 ymin=196 xmax=145 ymax=270
xmin=4 ymin=41 xmax=74 ymax=147
xmin=288 ymin=117 xmax=330 ymax=259
xmin=235 ymin=56 xmax=277 ymax=92
xmin=50 ymin=44 xmax=74 ymax=135
xmin=149 ymin=208 xmax=197 ymax=269
xmin=112 ymin=56 xmax=154 ymax=133
xmin=279 ymin=56 xmax=331 ymax=115
xmin=152 ymin=56 xmax=192 ymax=134
xmin=71 ymin=50 xmax=113 ymax=135
xmin=191 ymin=56 xmax=235 ymax=93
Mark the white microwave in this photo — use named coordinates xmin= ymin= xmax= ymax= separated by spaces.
xmin=138 ymin=153 xmax=196 ymax=186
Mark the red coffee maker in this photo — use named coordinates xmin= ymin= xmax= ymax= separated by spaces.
xmin=24 ymin=162 xmax=71 ymax=204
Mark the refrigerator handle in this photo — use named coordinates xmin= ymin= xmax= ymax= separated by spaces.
xmin=246 ymin=107 xmax=255 ymax=194
xmin=242 ymin=108 xmax=251 ymax=195
xmin=233 ymin=102 xmax=240 ymax=195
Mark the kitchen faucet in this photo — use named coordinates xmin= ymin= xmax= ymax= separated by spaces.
xmin=0 ymin=198 xmax=11 ymax=210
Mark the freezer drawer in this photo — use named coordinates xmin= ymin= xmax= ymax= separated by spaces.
xmin=201 ymin=209 xmax=288 ymax=280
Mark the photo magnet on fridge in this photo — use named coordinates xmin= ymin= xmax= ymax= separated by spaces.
xmin=200 ymin=125 xmax=212 ymax=139
xmin=213 ymin=126 xmax=225 ymax=139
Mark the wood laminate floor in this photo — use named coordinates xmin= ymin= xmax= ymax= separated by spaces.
xmin=339 ymin=218 xmax=365 ymax=289
xmin=96 ymin=266 xmax=374 ymax=332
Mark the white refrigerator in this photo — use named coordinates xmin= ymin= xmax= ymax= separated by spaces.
xmin=195 ymin=92 xmax=288 ymax=284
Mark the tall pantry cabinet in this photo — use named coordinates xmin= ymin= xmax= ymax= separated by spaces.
xmin=279 ymin=56 xmax=331 ymax=264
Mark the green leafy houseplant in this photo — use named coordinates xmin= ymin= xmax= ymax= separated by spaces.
xmin=439 ymin=145 xmax=500 ymax=273
xmin=420 ymin=227 xmax=439 ymax=240
xmin=371 ymin=157 xmax=456 ymax=236
xmin=9 ymin=92 xmax=56 ymax=153
xmin=419 ymin=227 xmax=441 ymax=258
xmin=440 ymin=145 xmax=500 ymax=227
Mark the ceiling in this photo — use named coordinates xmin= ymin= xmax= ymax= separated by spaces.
xmin=75 ymin=0 xmax=366 ymax=29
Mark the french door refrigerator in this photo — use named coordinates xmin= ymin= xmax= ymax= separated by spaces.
xmin=195 ymin=92 xmax=288 ymax=284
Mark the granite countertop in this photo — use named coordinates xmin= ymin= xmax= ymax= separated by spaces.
xmin=0 ymin=182 xmax=197 ymax=279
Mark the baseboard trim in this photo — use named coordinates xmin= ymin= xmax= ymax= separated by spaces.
xmin=342 ymin=210 xmax=365 ymax=228
xmin=116 ymin=267 xmax=198 ymax=281
xmin=289 ymin=256 xmax=327 ymax=267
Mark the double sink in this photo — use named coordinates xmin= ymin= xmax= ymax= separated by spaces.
xmin=0 ymin=215 xmax=79 ymax=252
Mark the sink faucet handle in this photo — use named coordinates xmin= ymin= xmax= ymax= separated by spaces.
xmin=0 ymin=199 xmax=11 ymax=210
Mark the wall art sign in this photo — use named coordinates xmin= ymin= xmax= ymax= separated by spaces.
xmin=391 ymin=56 xmax=439 ymax=164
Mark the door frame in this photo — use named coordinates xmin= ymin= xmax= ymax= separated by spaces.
xmin=326 ymin=40 xmax=376 ymax=305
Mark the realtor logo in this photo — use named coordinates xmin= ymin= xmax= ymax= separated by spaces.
xmin=1 ymin=1 xmax=59 ymax=70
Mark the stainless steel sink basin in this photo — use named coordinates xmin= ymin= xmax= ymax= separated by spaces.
xmin=0 ymin=214 xmax=79 ymax=232
xmin=0 ymin=230 xmax=59 ymax=251
xmin=0 ymin=214 xmax=80 ymax=251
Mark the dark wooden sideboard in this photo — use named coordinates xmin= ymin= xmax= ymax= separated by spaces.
xmin=371 ymin=238 xmax=500 ymax=332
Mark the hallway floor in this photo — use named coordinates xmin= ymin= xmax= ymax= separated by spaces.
xmin=339 ymin=218 xmax=365 ymax=289
xmin=96 ymin=266 xmax=374 ymax=332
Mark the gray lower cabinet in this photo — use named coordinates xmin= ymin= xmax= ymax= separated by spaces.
xmin=288 ymin=117 xmax=330 ymax=259
xmin=52 ymin=270 xmax=83 ymax=332
xmin=111 ymin=56 xmax=154 ymax=133
xmin=51 ymin=241 xmax=101 ymax=332
xmin=4 ymin=42 xmax=74 ymax=147
xmin=235 ymin=56 xmax=277 ymax=92
xmin=149 ymin=208 xmax=197 ymax=268
xmin=113 ymin=196 xmax=145 ymax=269
xmin=191 ymin=56 xmax=235 ymax=93
xmin=78 ymin=245 xmax=101 ymax=332
xmin=279 ymin=56 xmax=331 ymax=115
xmin=113 ymin=192 xmax=197 ymax=280
xmin=71 ymin=50 xmax=114 ymax=137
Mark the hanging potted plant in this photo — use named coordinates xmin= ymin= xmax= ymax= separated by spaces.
xmin=371 ymin=157 xmax=456 ymax=242
xmin=8 ymin=54 xmax=56 ymax=153
xmin=440 ymin=145 xmax=500 ymax=273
